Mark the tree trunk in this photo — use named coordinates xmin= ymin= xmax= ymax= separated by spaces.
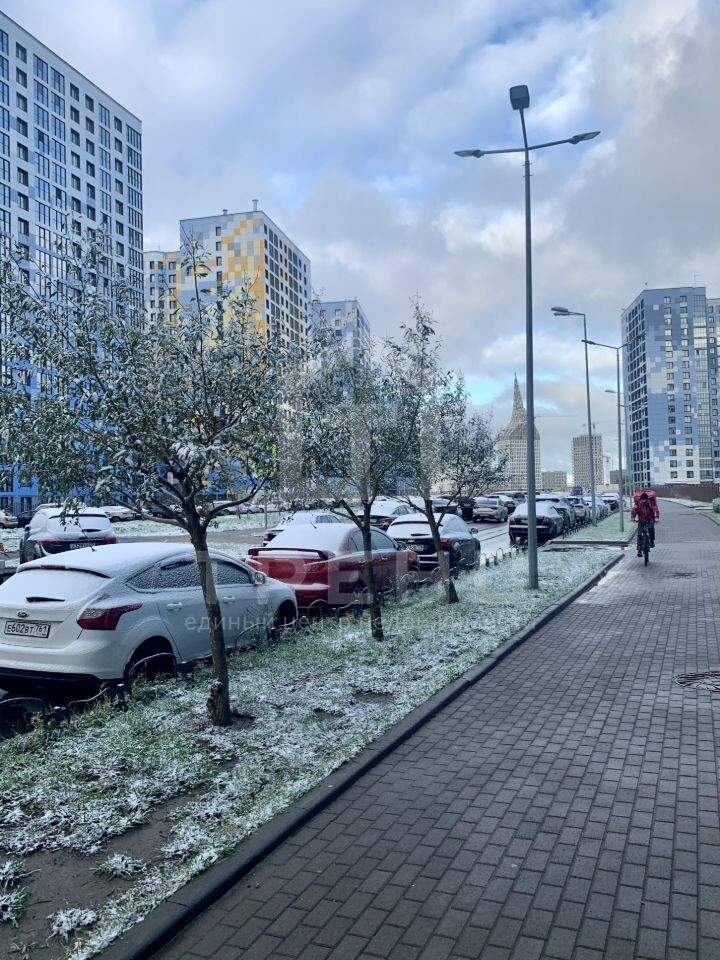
xmin=361 ymin=504 xmax=384 ymax=641
xmin=424 ymin=498 xmax=459 ymax=604
xmin=187 ymin=512 xmax=232 ymax=726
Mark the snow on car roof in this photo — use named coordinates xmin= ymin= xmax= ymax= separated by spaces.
xmin=19 ymin=541 xmax=195 ymax=577
xmin=387 ymin=512 xmax=447 ymax=526
xmin=258 ymin=523 xmax=354 ymax=551
xmin=512 ymin=502 xmax=559 ymax=517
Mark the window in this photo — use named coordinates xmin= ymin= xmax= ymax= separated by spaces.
xmin=17 ymin=167 xmax=28 ymax=186
xmin=687 ymin=471 xmax=694 ymax=478
xmin=155 ymin=559 xmax=201 ymax=590
xmin=16 ymin=92 xmax=26 ymax=112
xmin=16 ymin=118 xmax=27 ymax=137
xmin=33 ymin=54 xmax=48 ymax=82
xmin=17 ymin=192 xmax=28 ymax=210
xmin=51 ymin=68 xmax=65 ymax=94
xmin=370 ymin=529 xmax=395 ymax=550
xmin=15 ymin=43 xmax=26 ymax=63
xmin=69 ymin=83 xmax=79 ymax=101
xmin=85 ymin=116 xmax=94 ymax=134
xmin=214 ymin=561 xmax=252 ymax=585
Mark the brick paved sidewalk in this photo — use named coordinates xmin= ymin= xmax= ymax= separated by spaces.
xmin=157 ymin=501 xmax=720 ymax=960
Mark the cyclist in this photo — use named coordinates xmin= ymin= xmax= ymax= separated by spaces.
xmin=631 ymin=491 xmax=659 ymax=557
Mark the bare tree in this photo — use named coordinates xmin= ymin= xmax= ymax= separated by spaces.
xmin=2 ymin=233 xmax=284 ymax=726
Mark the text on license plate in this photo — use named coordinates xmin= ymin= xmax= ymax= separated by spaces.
xmin=4 ymin=620 xmax=51 ymax=639
xmin=409 ymin=543 xmax=427 ymax=553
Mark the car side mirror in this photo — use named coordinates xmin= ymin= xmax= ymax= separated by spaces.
xmin=254 ymin=571 xmax=266 ymax=585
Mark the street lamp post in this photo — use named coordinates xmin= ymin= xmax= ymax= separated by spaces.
xmin=587 ymin=334 xmax=642 ymax=532
xmin=552 ymin=308 xmax=597 ymax=523
xmin=455 ymin=88 xmax=599 ymax=589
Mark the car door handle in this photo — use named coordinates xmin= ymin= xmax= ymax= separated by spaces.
xmin=221 ymin=596 xmax=237 ymax=603
xmin=166 ymin=602 xmax=183 ymax=611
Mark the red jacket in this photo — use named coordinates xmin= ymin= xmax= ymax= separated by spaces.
xmin=631 ymin=499 xmax=656 ymax=523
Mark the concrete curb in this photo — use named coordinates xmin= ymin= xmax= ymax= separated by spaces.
xmin=101 ymin=551 xmax=625 ymax=960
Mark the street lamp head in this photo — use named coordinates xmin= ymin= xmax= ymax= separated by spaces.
xmin=454 ymin=149 xmax=484 ymax=158
xmin=551 ymin=306 xmax=570 ymax=316
xmin=568 ymin=130 xmax=601 ymax=145
xmin=509 ymin=85 xmax=530 ymax=111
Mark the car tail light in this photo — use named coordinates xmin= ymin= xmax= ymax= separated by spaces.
xmin=97 ymin=533 xmax=118 ymax=544
xmin=440 ymin=538 xmax=453 ymax=549
xmin=78 ymin=597 xmax=142 ymax=630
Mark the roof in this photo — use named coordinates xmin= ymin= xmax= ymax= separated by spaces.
xmin=19 ymin=542 xmax=193 ymax=578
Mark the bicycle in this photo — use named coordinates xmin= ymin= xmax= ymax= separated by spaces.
xmin=637 ymin=522 xmax=653 ymax=565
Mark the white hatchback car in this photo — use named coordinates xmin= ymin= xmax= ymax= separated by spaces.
xmin=0 ymin=542 xmax=297 ymax=692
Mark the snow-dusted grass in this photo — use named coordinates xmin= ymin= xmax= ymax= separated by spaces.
xmin=567 ymin=511 xmax=634 ymax=543
xmin=0 ymin=528 xmax=23 ymax=554
xmin=113 ymin=512 xmax=281 ymax=539
xmin=0 ymin=547 xmax=615 ymax=957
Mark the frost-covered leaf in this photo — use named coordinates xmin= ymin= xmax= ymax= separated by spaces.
xmin=49 ymin=908 xmax=98 ymax=940
xmin=97 ymin=854 xmax=146 ymax=879
xmin=0 ymin=889 xmax=25 ymax=925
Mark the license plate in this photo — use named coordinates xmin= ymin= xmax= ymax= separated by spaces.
xmin=4 ymin=620 xmax=51 ymax=639
xmin=409 ymin=543 xmax=427 ymax=553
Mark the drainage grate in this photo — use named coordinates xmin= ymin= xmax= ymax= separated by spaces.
xmin=675 ymin=672 xmax=720 ymax=691
xmin=669 ymin=572 xmax=697 ymax=579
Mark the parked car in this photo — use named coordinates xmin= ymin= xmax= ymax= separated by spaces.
xmin=566 ymin=496 xmax=590 ymax=525
xmin=509 ymin=502 xmax=564 ymax=544
xmin=263 ymin=510 xmax=345 ymax=546
xmin=536 ymin=494 xmax=576 ymax=532
xmin=496 ymin=494 xmax=517 ymax=515
xmin=368 ymin=499 xmax=414 ymax=530
xmin=248 ymin=523 xmax=418 ymax=611
xmin=15 ymin=508 xmax=34 ymax=528
xmin=600 ymin=492 xmax=620 ymax=511
xmin=497 ymin=490 xmax=526 ymax=505
xmin=431 ymin=496 xmax=458 ymax=515
xmin=19 ymin=509 xmax=118 ymax=564
xmin=472 ymin=496 xmax=508 ymax=524
xmin=0 ymin=543 xmax=5 ymax=579
xmin=0 ymin=542 xmax=297 ymax=693
xmin=0 ymin=509 xmax=18 ymax=529
xmin=386 ymin=512 xmax=480 ymax=572
xmin=100 ymin=505 xmax=136 ymax=522
xmin=583 ymin=496 xmax=609 ymax=519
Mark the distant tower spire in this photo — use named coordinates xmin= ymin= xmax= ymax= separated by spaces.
xmin=511 ymin=373 xmax=525 ymax=423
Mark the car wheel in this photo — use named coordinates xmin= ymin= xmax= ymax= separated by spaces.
xmin=124 ymin=638 xmax=175 ymax=685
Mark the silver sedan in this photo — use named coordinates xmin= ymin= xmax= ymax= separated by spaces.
xmin=0 ymin=542 xmax=298 ymax=692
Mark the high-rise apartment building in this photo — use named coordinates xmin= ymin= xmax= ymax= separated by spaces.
xmin=144 ymin=204 xmax=310 ymax=351
xmin=541 ymin=470 xmax=568 ymax=490
xmin=498 ymin=376 xmax=540 ymax=489
xmin=622 ymin=286 xmax=719 ymax=486
xmin=144 ymin=249 xmax=178 ymax=324
xmin=0 ymin=11 xmax=143 ymax=515
xmin=310 ymin=299 xmax=371 ymax=361
xmin=572 ymin=433 xmax=603 ymax=491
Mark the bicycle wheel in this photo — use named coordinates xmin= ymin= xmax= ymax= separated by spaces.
xmin=643 ymin=534 xmax=650 ymax=565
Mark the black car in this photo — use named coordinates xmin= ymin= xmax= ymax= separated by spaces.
xmin=536 ymin=495 xmax=575 ymax=532
xmin=386 ymin=512 xmax=479 ymax=572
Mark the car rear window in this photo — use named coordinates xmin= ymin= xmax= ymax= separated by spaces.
xmin=260 ymin=524 xmax=351 ymax=552
xmin=0 ymin=568 xmax=108 ymax=602
xmin=46 ymin=514 xmax=112 ymax=534
xmin=388 ymin=521 xmax=431 ymax=537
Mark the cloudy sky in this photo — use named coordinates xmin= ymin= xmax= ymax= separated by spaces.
xmin=6 ymin=0 xmax=719 ymax=470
